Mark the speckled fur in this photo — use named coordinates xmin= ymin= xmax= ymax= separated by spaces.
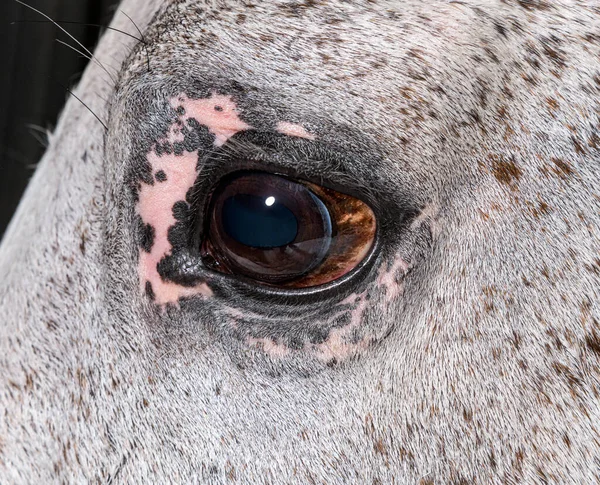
xmin=1 ymin=1 xmax=599 ymax=483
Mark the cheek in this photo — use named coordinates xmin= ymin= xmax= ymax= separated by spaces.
xmin=136 ymin=93 xmax=251 ymax=306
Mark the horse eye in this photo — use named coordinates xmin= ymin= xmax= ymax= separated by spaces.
xmin=201 ymin=171 xmax=376 ymax=288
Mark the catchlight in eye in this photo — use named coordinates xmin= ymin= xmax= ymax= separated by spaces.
xmin=201 ymin=171 xmax=376 ymax=288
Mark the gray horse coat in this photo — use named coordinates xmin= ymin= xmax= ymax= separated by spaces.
xmin=1 ymin=0 xmax=599 ymax=483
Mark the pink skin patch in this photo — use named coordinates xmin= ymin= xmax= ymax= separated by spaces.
xmin=244 ymin=254 xmax=409 ymax=361
xmin=137 ymin=92 xmax=251 ymax=306
xmin=175 ymin=93 xmax=251 ymax=146
xmin=310 ymin=291 xmax=370 ymax=361
xmin=377 ymin=255 xmax=410 ymax=301
xmin=247 ymin=337 xmax=292 ymax=359
xmin=276 ymin=121 xmax=315 ymax=140
xmin=138 ymin=150 xmax=213 ymax=305
xmin=411 ymin=203 xmax=441 ymax=238
xmin=244 ymin=290 xmax=372 ymax=362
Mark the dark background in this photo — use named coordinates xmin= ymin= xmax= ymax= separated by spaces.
xmin=0 ymin=0 xmax=117 ymax=238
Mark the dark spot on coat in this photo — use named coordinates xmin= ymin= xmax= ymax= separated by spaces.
xmin=517 ymin=0 xmax=551 ymax=11
xmin=157 ymin=252 xmax=204 ymax=287
xmin=172 ymin=201 xmax=190 ymax=221
xmin=287 ymin=337 xmax=304 ymax=351
xmin=279 ymin=0 xmax=321 ymax=17
xmin=552 ymin=361 xmax=583 ymax=393
xmin=529 ymin=200 xmax=551 ymax=218
xmin=540 ymin=35 xmax=567 ymax=68
xmin=536 ymin=467 xmax=550 ymax=484
xmin=571 ymin=136 xmax=586 ymax=155
xmin=584 ymin=258 xmax=600 ymax=276
xmin=155 ymin=142 xmax=173 ymax=157
xmin=79 ymin=231 xmax=87 ymax=255
xmin=521 ymin=276 xmax=533 ymax=287
xmin=494 ymin=22 xmax=508 ymax=37
xmin=137 ymin=216 xmax=156 ymax=253
xmin=155 ymin=170 xmax=167 ymax=182
xmin=145 ymin=281 xmax=155 ymax=301
xmin=510 ymin=330 xmax=522 ymax=350
xmin=173 ymin=142 xmax=184 ymax=156
xmin=489 ymin=154 xmax=523 ymax=186
xmin=550 ymin=157 xmax=574 ymax=179
xmin=546 ymin=97 xmax=559 ymax=114
xmin=463 ymin=408 xmax=473 ymax=423
xmin=165 ymin=201 xmax=193 ymax=251
xmin=585 ymin=329 xmax=600 ymax=356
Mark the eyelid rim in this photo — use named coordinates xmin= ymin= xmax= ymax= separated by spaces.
xmin=160 ymin=129 xmax=421 ymax=304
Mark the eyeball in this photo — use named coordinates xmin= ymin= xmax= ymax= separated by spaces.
xmin=201 ymin=171 xmax=376 ymax=288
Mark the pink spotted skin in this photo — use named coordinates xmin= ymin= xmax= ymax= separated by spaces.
xmin=136 ymin=94 xmax=327 ymax=306
xmin=243 ymin=291 xmax=374 ymax=362
xmin=377 ymin=255 xmax=410 ymax=302
xmin=173 ymin=93 xmax=252 ymax=147
xmin=138 ymin=148 xmax=212 ymax=304
xmin=137 ymin=93 xmax=251 ymax=305
xmin=240 ymin=256 xmax=410 ymax=361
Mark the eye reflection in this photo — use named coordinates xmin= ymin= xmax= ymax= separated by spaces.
xmin=201 ymin=171 xmax=376 ymax=288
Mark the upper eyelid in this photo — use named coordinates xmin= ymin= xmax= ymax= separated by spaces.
xmin=110 ymin=80 xmax=418 ymax=220
xmin=108 ymin=81 xmax=425 ymax=256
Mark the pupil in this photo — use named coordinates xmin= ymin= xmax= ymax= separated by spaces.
xmin=222 ymin=194 xmax=298 ymax=248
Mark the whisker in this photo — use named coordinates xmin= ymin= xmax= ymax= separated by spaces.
xmin=14 ymin=0 xmax=117 ymax=83
xmin=119 ymin=10 xmax=151 ymax=72
xmin=20 ymin=55 xmax=109 ymax=132
xmin=55 ymin=38 xmax=118 ymax=81
xmin=55 ymin=38 xmax=90 ymax=62
xmin=10 ymin=20 xmax=145 ymax=44
xmin=26 ymin=124 xmax=50 ymax=148
xmin=63 ymin=86 xmax=109 ymax=131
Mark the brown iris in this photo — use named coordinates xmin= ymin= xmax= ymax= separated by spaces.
xmin=201 ymin=171 xmax=376 ymax=288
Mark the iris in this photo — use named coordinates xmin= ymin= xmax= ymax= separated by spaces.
xmin=222 ymin=194 xmax=299 ymax=248
xmin=202 ymin=170 xmax=376 ymax=288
